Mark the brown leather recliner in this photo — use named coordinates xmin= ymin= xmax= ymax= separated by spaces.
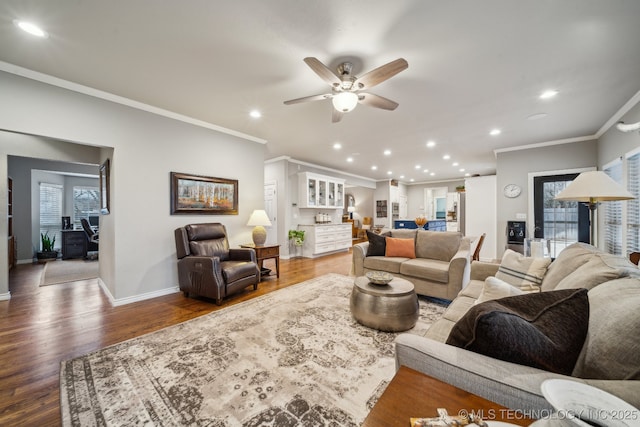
xmin=174 ymin=223 xmax=260 ymax=305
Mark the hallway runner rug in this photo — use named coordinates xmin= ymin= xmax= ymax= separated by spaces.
xmin=60 ymin=273 xmax=447 ymax=426
xmin=40 ymin=259 xmax=99 ymax=286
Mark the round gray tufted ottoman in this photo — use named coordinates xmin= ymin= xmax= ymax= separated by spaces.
xmin=350 ymin=275 xmax=419 ymax=332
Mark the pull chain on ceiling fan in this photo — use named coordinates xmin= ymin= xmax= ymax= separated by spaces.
xmin=284 ymin=57 xmax=408 ymax=122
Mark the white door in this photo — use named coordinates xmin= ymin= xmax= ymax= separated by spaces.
xmin=264 ymin=181 xmax=277 ymax=246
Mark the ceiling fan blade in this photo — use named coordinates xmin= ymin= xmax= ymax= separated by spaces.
xmin=332 ymin=109 xmax=344 ymax=123
xmin=304 ymin=57 xmax=341 ymax=87
xmin=284 ymin=93 xmax=332 ymax=105
xmin=358 ymin=93 xmax=399 ymax=110
xmin=354 ymin=58 xmax=408 ymax=90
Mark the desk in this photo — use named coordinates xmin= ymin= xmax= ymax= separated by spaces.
xmin=362 ymin=366 xmax=532 ymax=426
xmin=61 ymin=230 xmax=87 ymax=259
xmin=240 ymin=244 xmax=280 ymax=279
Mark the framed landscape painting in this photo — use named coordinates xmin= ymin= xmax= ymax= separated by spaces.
xmin=170 ymin=172 xmax=238 ymax=215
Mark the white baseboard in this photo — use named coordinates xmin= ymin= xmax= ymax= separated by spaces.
xmin=0 ymin=291 xmax=11 ymax=301
xmin=98 ymin=278 xmax=180 ymax=306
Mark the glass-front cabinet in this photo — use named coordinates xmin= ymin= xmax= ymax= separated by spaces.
xmin=298 ymin=172 xmax=346 ymax=209
xmin=307 ymin=176 xmax=317 ymax=207
xmin=318 ymin=180 xmax=327 ymax=206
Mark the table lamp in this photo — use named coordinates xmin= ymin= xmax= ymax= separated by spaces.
xmin=555 ymin=171 xmax=634 ymax=246
xmin=247 ymin=209 xmax=272 ymax=246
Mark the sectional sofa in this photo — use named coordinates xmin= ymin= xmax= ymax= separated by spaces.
xmin=394 ymin=243 xmax=640 ymax=412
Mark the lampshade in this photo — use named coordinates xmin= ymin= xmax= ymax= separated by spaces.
xmin=555 ymin=171 xmax=634 ymax=202
xmin=332 ymin=92 xmax=359 ymax=112
xmin=247 ymin=210 xmax=271 ymax=246
xmin=247 ymin=209 xmax=272 ymax=227
xmin=555 ymin=170 xmax=634 ymax=247
xmin=347 ymin=206 xmax=355 ymax=213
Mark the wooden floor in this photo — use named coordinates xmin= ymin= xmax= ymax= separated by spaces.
xmin=0 ymin=251 xmax=353 ymax=426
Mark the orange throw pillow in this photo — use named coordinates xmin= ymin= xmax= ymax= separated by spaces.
xmin=385 ymin=237 xmax=416 ymax=258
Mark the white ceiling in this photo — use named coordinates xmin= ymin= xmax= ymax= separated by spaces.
xmin=2 ymin=0 xmax=640 ymax=183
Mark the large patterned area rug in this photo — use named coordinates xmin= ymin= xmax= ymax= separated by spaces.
xmin=60 ymin=273 xmax=447 ymax=426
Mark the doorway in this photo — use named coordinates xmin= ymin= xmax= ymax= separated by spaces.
xmin=533 ymin=173 xmax=590 ymax=258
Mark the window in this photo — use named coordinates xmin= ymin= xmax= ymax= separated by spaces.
xmin=604 ymin=162 xmax=623 ymax=255
xmin=39 ymin=183 xmax=63 ymax=250
xmin=73 ymin=186 xmax=100 ymax=228
xmin=626 ymin=152 xmax=640 ymax=254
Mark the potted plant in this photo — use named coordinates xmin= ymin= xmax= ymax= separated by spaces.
xmin=455 ymin=185 xmax=465 ymax=193
xmin=37 ymin=231 xmax=58 ymax=263
xmin=288 ymin=229 xmax=305 ymax=258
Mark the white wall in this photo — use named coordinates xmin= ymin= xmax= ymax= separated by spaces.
xmin=0 ymin=71 xmax=265 ymax=303
xmin=465 ymin=175 xmax=497 ymax=261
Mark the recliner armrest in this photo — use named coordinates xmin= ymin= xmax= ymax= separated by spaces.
xmin=229 ymin=248 xmax=257 ymax=263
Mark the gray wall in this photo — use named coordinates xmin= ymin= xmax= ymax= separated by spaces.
xmin=598 ymin=100 xmax=640 ymax=167
xmin=0 ymin=71 xmax=265 ymax=303
xmin=495 ymin=140 xmax=598 ymax=253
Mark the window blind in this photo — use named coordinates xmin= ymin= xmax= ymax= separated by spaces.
xmin=73 ymin=186 xmax=100 ymax=228
xmin=627 ymin=152 xmax=640 ymax=254
xmin=604 ymin=163 xmax=623 ymax=255
xmin=39 ymin=183 xmax=63 ymax=250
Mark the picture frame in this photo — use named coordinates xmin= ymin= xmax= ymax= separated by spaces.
xmin=171 ymin=172 xmax=238 ymax=215
xmin=100 ymin=159 xmax=110 ymax=215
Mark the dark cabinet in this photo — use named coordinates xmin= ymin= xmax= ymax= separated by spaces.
xmin=62 ymin=230 xmax=87 ymax=259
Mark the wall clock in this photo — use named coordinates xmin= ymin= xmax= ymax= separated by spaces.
xmin=503 ymin=184 xmax=522 ymax=198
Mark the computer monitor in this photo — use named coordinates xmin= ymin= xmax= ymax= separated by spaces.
xmin=88 ymin=215 xmax=99 ymax=228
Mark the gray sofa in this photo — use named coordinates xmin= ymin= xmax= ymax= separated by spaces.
xmin=395 ymin=242 xmax=640 ymax=411
xmin=352 ymin=229 xmax=472 ymax=300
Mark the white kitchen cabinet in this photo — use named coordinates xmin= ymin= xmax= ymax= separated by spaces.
xmin=298 ymin=172 xmax=346 ymax=209
xmin=298 ymin=224 xmax=352 ymax=258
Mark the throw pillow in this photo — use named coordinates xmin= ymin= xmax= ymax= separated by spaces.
xmin=366 ymin=231 xmax=390 ymax=256
xmin=495 ymin=249 xmax=551 ymax=291
xmin=446 ymin=288 xmax=589 ymax=375
xmin=475 ymin=276 xmax=528 ymax=304
xmin=385 ymin=237 xmax=416 ymax=258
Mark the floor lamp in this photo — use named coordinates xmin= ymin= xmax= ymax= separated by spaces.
xmin=555 ymin=171 xmax=634 ymax=246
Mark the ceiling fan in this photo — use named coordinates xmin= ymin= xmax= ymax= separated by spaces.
xmin=284 ymin=57 xmax=408 ymax=123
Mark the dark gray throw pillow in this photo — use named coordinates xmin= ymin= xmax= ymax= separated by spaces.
xmin=446 ymin=288 xmax=589 ymax=375
xmin=366 ymin=231 xmax=390 ymax=256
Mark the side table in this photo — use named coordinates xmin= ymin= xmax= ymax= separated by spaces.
xmin=240 ymin=243 xmax=280 ymax=279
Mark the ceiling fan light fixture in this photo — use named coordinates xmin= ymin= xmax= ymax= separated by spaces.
xmin=332 ymin=92 xmax=359 ymax=112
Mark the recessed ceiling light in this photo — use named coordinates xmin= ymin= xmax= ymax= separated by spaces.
xmin=426 ymin=141 xmax=436 ymax=148
xmin=346 ymin=157 xmax=353 ymax=162
xmin=383 ymin=149 xmax=391 ymax=156
xmin=13 ymin=20 xmax=49 ymax=38
xmin=387 ymin=171 xmax=392 ymax=175
xmin=430 ymin=172 xmax=435 ymax=176
xmin=459 ymin=168 xmax=465 ymax=172
xmin=465 ymin=173 xmax=470 ymax=177
xmin=423 ymin=169 xmax=429 ymax=173
xmin=490 ymin=129 xmax=501 ymax=136
xmin=410 ymin=178 xmax=415 ymax=182
xmin=371 ymin=165 xmax=378 ymax=170
xmin=452 ymin=162 xmax=459 ymax=167
xmin=399 ymin=175 xmax=405 ymax=179
xmin=415 ymin=165 xmax=421 ymax=169
xmin=443 ymin=154 xmax=451 ymax=160
xmin=540 ymin=90 xmax=558 ymax=99
xmin=527 ymin=113 xmax=548 ymax=120
xmin=333 ymin=143 xmax=342 ymax=150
